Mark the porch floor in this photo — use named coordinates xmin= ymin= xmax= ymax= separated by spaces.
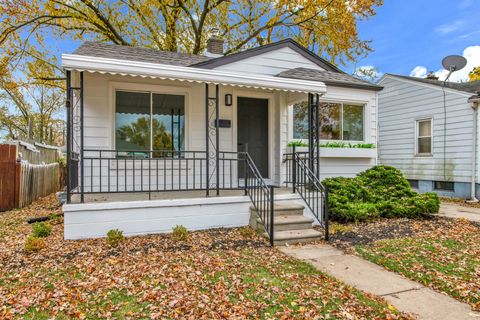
xmin=70 ymin=187 xmax=293 ymax=204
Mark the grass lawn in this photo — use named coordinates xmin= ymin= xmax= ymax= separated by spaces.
xmin=348 ymin=218 xmax=480 ymax=311
xmin=0 ymin=194 xmax=411 ymax=319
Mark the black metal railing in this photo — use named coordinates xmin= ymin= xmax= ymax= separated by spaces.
xmin=244 ymin=153 xmax=275 ymax=246
xmin=283 ymin=147 xmax=329 ymax=240
xmin=69 ymin=148 xmax=276 ymax=244
xmin=71 ymin=149 xmax=246 ymax=198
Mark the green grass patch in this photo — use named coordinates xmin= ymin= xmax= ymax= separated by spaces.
xmin=356 ymin=235 xmax=480 ymax=309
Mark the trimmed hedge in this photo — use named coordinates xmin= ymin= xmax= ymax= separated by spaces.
xmin=324 ymin=166 xmax=440 ymax=222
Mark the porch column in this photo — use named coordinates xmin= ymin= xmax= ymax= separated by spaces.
xmin=308 ymin=93 xmax=320 ymax=177
xmin=79 ymin=72 xmax=84 ymax=203
xmin=66 ymin=71 xmax=72 ymax=203
xmin=205 ymin=83 xmax=220 ymax=196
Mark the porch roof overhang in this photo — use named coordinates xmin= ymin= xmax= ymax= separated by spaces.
xmin=62 ymin=54 xmax=327 ymax=95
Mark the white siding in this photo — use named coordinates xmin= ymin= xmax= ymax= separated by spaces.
xmin=213 ymin=47 xmax=324 ymax=76
xmin=378 ymin=76 xmax=474 ymax=183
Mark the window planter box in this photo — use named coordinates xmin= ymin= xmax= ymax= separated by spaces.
xmin=286 ymin=146 xmax=377 ymax=158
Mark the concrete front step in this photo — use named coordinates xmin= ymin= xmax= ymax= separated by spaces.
xmin=250 ymin=203 xmax=305 ymax=216
xmin=256 ymin=215 xmax=314 ymax=232
xmin=270 ymin=229 xmax=323 ymax=246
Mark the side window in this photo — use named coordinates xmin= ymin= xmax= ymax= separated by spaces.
xmin=416 ymin=119 xmax=432 ymax=155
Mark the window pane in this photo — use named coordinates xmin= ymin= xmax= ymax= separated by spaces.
xmin=319 ymin=103 xmax=341 ymax=140
xmin=343 ymin=105 xmax=364 ymax=141
xmin=418 ymin=120 xmax=431 ymax=137
xmin=152 ymin=94 xmax=185 ymax=151
xmin=293 ymin=101 xmax=308 ymax=139
xmin=418 ymin=137 xmax=431 ymax=154
xmin=115 ymin=91 xmax=151 ymax=152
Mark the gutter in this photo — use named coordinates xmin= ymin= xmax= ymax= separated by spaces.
xmin=468 ymin=93 xmax=480 ymax=202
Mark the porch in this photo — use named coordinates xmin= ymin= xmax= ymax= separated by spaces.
xmin=62 ymin=53 xmax=330 ymax=244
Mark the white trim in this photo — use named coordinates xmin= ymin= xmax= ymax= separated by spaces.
xmin=62 ymin=54 xmax=327 ymax=95
xmin=415 ymin=117 xmax=433 ymax=157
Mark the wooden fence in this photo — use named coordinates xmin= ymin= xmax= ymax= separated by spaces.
xmin=0 ymin=143 xmax=64 ymax=212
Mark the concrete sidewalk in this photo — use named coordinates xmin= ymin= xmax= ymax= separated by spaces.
xmin=280 ymin=244 xmax=480 ymax=320
xmin=440 ymin=203 xmax=480 ymax=223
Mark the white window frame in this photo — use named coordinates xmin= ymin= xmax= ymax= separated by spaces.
xmin=113 ymin=89 xmax=187 ymax=153
xmin=110 ymin=81 xmax=190 ymax=152
xmin=291 ymin=100 xmax=366 ymax=143
xmin=415 ymin=118 xmax=433 ymax=156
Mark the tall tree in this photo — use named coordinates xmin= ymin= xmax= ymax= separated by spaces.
xmin=469 ymin=66 xmax=480 ymax=82
xmin=0 ymin=0 xmax=383 ymax=143
xmin=0 ymin=0 xmax=383 ymax=63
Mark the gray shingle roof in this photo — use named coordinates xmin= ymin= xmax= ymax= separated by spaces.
xmin=276 ymin=68 xmax=383 ymax=91
xmin=387 ymin=74 xmax=480 ymax=94
xmin=73 ymin=41 xmax=211 ymax=67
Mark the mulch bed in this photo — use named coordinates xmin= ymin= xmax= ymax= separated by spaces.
xmin=0 ymin=194 xmax=411 ymax=319
xmin=328 ymin=216 xmax=467 ymax=254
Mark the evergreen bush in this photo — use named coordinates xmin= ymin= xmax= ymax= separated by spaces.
xmin=324 ymin=165 xmax=440 ymax=222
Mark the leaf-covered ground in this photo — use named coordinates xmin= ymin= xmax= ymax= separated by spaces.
xmin=329 ymin=217 xmax=480 ymax=311
xmin=0 ymin=195 xmax=411 ymax=319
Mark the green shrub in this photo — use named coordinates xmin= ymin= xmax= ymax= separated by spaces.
xmin=106 ymin=229 xmax=125 ymax=248
xmin=324 ymin=165 xmax=440 ymax=222
xmin=32 ymin=222 xmax=52 ymax=238
xmin=172 ymin=225 xmax=188 ymax=241
xmin=24 ymin=235 xmax=46 ymax=253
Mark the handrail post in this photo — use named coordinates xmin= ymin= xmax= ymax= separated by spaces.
xmin=269 ymin=185 xmax=275 ymax=246
xmin=324 ymin=188 xmax=329 ymax=241
xmin=292 ymin=145 xmax=296 ymax=193
xmin=244 ymin=155 xmax=248 ymax=196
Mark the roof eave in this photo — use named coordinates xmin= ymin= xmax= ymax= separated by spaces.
xmin=61 ymin=54 xmax=327 ymax=95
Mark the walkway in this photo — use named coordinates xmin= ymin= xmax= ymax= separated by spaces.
xmin=280 ymin=244 xmax=480 ymax=320
xmin=439 ymin=203 xmax=480 ymax=223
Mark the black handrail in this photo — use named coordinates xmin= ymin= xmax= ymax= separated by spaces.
xmin=283 ymin=149 xmax=329 ymax=241
xmin=244 ymin=153 xmax=275 ymax=246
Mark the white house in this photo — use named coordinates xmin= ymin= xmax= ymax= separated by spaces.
xmin=62 ymin=37 xmax=382 ymax=243
xmin=378 ymin=74 xmax=480 ymax=200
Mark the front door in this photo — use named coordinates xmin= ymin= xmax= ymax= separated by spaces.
xmin=237 ymin=97 xmax=269 ymax=178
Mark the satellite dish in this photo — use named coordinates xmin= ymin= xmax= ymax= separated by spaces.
xmin=442 ymin=55 xmax=467 ymax=71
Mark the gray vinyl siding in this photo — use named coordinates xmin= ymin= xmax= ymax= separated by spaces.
xmin=378 ymin=76 xmax=475 ymax=183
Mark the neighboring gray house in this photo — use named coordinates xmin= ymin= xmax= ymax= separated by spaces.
xmin=378 ymin=74 xmax=480 ymax=200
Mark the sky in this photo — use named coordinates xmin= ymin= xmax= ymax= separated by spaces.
xmin=346 ymin=0 xmax=480 ymax=82
xmin=51 ymin=1 xmax=480 ymax=83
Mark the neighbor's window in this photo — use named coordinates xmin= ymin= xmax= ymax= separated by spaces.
xmin=434 ymin=181 xmax=454 ymax=191
xmin=293 ymin=101 xmax=364 ymax=141
xmin=407 ymin=179 xmax=419 ymax=189
xmin=115 ymin=90 xmax=185 ymax=155
xmin=416 ymin=119 xmax=432 ymax=155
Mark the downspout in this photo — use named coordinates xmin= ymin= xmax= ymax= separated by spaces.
xmin=468 ymin=94 xmax=480 ymax=202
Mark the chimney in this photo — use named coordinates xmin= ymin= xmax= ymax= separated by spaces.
xmin=425 ymin=71 xmax=439 ymax=80
xmin=206 ymin=28 xmax=224 ymax=57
